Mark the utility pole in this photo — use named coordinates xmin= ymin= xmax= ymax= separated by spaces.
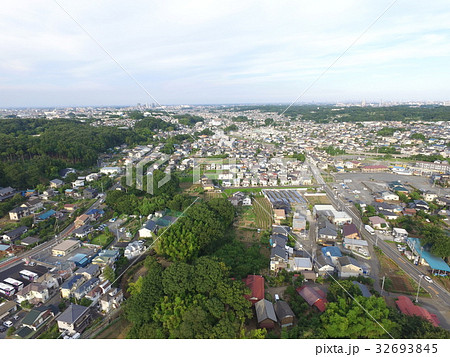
xmin=381 ymin=275 xmax=385 ymax=296
xmin=415 ymin=275 xmax=423 ymax=303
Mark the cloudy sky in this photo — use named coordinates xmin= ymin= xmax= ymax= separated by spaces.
xmin=1 ymin=0 xmax=449 ymax=107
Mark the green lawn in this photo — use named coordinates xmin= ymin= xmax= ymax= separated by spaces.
xmin=91 ymin=233 xmax=113 ymax=248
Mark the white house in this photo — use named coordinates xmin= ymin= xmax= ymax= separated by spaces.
xmin=139 ymin=220 xmax=157 ymax=238
xmin=381 ymin=192 xmax=399 ymax=201
xmin=242 ymin=197 xmax=252 ymax=206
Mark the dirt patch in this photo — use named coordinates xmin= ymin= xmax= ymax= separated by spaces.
xmin=236 ymin=228 xmax=259 ymax=244
xmin=377 ymin=252 xmax=425 ymax=295
xmin=305 ymin=195 xmax=331 ymax=205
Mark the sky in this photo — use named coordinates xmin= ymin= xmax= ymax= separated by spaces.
xmin=1 ymin=0 xmax=450 ymax=107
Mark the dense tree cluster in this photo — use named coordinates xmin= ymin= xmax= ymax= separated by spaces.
xmin=125 ymin=256 xmax=251 ymax=338
xmin=0 ymin=119 xmax=132 ymax=188
xmin=157 ymin=198 xmax=235 ymax=261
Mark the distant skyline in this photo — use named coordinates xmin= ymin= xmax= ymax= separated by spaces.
xmin=1 ymin=0 xmax=450 ymax=107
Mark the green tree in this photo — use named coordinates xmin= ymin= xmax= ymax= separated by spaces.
xmin=102 ymin=265 xmax=116 ymax=283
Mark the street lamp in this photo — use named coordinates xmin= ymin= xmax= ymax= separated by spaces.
xmin=415 ymin=274 xmax=423 ymax=303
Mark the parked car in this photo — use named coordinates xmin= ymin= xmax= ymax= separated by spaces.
xmin=3 ymin=320 xmax=13 ymax=328
xmin=12 ymin=315 xmax=20 ymax=321
xmin=109 ymin=218 xmax=117 ymax=222
xmin=0 ymin=325 xmax=6 ymax=333
xmin=424 ymin=276 xmax=433 ymax=284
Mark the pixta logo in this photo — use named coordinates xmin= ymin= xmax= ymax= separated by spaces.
xmin=126 ymin=154 xmax=170 ymax=194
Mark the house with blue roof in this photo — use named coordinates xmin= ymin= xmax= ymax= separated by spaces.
xmin=321 ymin=246 xmax=342 ymax=265
xmin=37 ymin=209 xmax=56 ymax=221
xmin=60 ymin=274 xmax=85 ymax=299
xmin=407 ymin=237 xmax=450 ymax=275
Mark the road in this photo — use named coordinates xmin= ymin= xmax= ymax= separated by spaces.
xmin=307 ymin=157 xmax=450 ymax=309
xmin=0 ymin=195 xmax=105 ymax=274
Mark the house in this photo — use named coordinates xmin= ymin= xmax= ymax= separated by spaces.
xmin=20 ymin=236 xmax=40 ymax=246
xmin=85 ymin=209 xmax=103 ymax=221
xmin=392 ymin=227 xmax=408 ymax=240
xmin=9 ymin=206 xmax=30 ymax=221
xmin=0 ymin=186 xmax=16 ymax=201
xmin=255 ymin=299 xmax=277 ymax=329
xmin=317 ymin=216 xmax=338 ymax=245
xmin=36 ymin=272 xmax=60 ymax=290
xmin=36 ymin=209 xmax=57 ymax=221
xmin=242 ymin=197 xmax=252 ymax=206
xmin=2 ymin=226 xmax=28 ymax=243
xmin=396 ymin=296 xmax=439 ymax=327
xmin=76 ymin=264 xmax=100 ymax=280
xmin=274 ymin=301 xmax=295 ymax=327
xmin=42 ymin=188 xmax=56 ymax=200
xmin=50 ymin=179 xmax=64 ymax=188
xmin=336 ymin=256 xmax=365 ymax=278
xmin=124 ymin=241 xmax=145 ymax=259
xmin=73 ymin=225 xmax=92 ymax=239
xmin=296 ymin=286 xmax=328 ymax=312
xmin=57 ymin=304 xmax=91 ymax=336
xmin=243 ymin=275 xmax=264 ymax=305
xmin=368 ymin=216 xmax=388 ymax=230
xmin=52 ymin=240 xmax=80 ymax=257
xmin=270 ymin=245 xmax=289 ymax=271
xmin=292 ymin=213 xmax=307 ymax=231
xmin=74 ymin=214 xmax=90 ymax=228
xmin=73 ymin=277 xmax=100 ymax=300
xmin=21 ymin=198 xmax=43 ymax=213
xmin=63 ymin=204 xmax=77 ymax=212
xmin=403 ymin=208 xmax=416 ymax=216
xmin=342 ymin=223 xmax=359 ymax=239
xmin=321 ymin=246 xmax=342 ymax=265
xmin=291 ymin=257 xmax=313 ymax=272
xmin=423 ymin=192 xmax=438 ymax=202
xmin=99 ymin=287 xmax=124 ymax=314
xmin=343 ymin=238 xmax=369 ymax=255
xmin=381 ymin=191 xmax=399 ymax=201
xmin=83 ymin=188 xmax=98 ymax=199
xmin=0 ymin=300 xmax=17 ymax=320
xmin=273 ymin=209 xmax=286 ymax=224
xmin=16 ymin=283 xmax=49 ymax=305
xmin=21 ymin=306 xmax=55 ymax=331
xmin=409 ymin=200 xmax=429 ymax=211
xmin=139 ymin=220 xmax=158 ymax=238
xmin=60 ymin=274 xmax=85 ymax=299
xmin=315 ymin=253 xmax=335 ymax=276
xmin=92 ymin=249 xmax=120 ymax=267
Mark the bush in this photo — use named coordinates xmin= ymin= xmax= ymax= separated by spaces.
xmin=6 ymin=326 xmax=16 ymax=337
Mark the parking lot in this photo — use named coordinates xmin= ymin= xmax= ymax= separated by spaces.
xmin=0 ymin=262 xmax=49 ymax=288
xmin=334 ymin=172 xmax=450 ymax=204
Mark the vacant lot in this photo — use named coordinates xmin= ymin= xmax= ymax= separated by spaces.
xmin=305 ymin=195 xmax=331 ymax=205
xmin=95 ymin=316 xmax=131 ymax=339
xmin=377 ymin=250 xmax=429 ymax=296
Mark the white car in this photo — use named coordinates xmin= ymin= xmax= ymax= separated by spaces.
xmin=3 ymin=321 xmax=13 ymax=328
xmin=424 ymin=276 xmax=433 ymax=284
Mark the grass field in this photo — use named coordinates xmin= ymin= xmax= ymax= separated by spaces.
xmin=305 ymin=195 xmax=331 ymax=205
xmin=223 ymin=187 xmax=263 ymax=196
xmin=94 ymin=316 xmax=130 ymax=339
xmin=253 ymin=197 xmax=273 ymax=229
xmin=91 ymin=233 xmax=114 ymax=248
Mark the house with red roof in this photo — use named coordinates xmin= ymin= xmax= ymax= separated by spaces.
xmin=243 ymin=275 xmax=264 ymax=305
xmin=395 ymin=296 xmax=439 ymax=327
xmin=296 ymin=286 xmax=328 ymax=312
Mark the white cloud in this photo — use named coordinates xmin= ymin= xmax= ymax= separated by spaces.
xmin=0 ymin=0 xmax=449 ymax=106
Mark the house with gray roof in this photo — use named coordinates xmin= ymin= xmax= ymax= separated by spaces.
xmin=274 ymin=300 xmax=295 ymax=327
xmin=255 ymin=299 xmax=277 ymax=329
xmin=57 ymin=304 xmax=91 ymax=336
